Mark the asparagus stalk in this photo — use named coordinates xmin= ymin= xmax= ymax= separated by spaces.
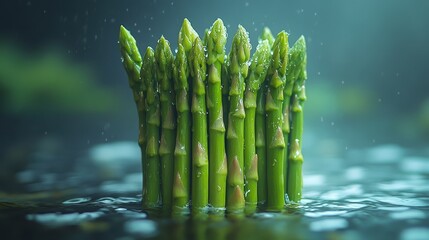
xmin=118 ymin=26 xmax=146 ymax=202
xmin=206 ymin=19 xmax=228 ymax=209
xmin=171 ymin=18 xmax=199 ymax=210
xmin=172 ymin=44 xmax=191 ymax=209
xmin=226 ymin=25 xmax=251 ymax=212
xmin=155 ymin=36 xmax=176 ymax=210
xmin=255 ymin=86 xmax=266 ymax=205
xmin=189 ymin=37 xmax=209 ymax=212
xmin=288 ymin=36 xmax=307 ymax=203
xmin=265 ymin=31 xmax=288 ymax=211
xmin=283 ymin=36 xmax=306 ymax=196
xmin=141 ymin=46 xmax=161 ymax=208
xmin=256 ymin=28 xmax=275 ymax=205
xmin=282 ymin=36 xmax=304 ymax=198
xmin=243 ymin=40 xmax=271 ymax=209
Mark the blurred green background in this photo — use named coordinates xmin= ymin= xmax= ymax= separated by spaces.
xmin=1 ymin=0 xmax=428 ymax=191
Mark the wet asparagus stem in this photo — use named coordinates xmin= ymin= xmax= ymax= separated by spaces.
xmin=255 ymin=87 xmax=266 ymax=205
xmin=256 ymin=28 xmax=275 ymax=206
xmin=221 ymin=57 xmax=230 ymax=134
xmin=243 ymin=40 xmax=271 ymax=210
xmin=287 ymin=36 xmax=307 ymax=203
xmin=282 ymin=45 xmax=296 ymax=195
xmin=206 ymin=19 xmax=228 ymax=210
xmin=118 ymin=25 xmax=145 ymax=205
xmin=265 ymin=31 xmax=288 ymax=211
xmin=141 ymin=47 xmax=161 ymax=208
xmin=171 ymin=18 xmax=199 ymax=213
xmin=172 ymin=44 xmax=191 ymax=209
xmin=226 ymin=26 xmax=251 ymax=212
xmin=155 ymin=36 xmax=176 ymax=210
xmin=189 ymin=37 xmax=209 ymax=213
xmin=283 ymin=36 xmax=306 ymax=197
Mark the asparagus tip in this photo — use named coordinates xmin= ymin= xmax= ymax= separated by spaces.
xmin=259 ymin=27 xmax=275 ymax=45
xmin=179 ymin=18 xmax=199 ymax=53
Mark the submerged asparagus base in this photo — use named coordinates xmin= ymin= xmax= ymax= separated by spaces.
xmin=119 ymin=18 xmax=308 ymax=216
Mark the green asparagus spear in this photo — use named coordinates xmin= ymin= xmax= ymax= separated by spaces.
xmin=283 ymin=36 xmax=306 ymax=196
xmin=141 ymin=46 xmax=161 ymax=208
xmin=206 ymin=19 xmax=228 ymax=210
xmin=173 ymin=18 xmax=198 ymax=212
xmin=244 ymin=39 xmax=271 ymax=210
xmin=118 ymin=26 xmax=146 ymax=204
xmin=256 ymin=27 xmax=275 ymax=205
xmin=155 ymin=36 xmax=176 ymax=210
xmin=255 ymin=86 xmax=266 ymax=206
xmin=288 ymin=36 xmax=307 ymax=203
xmin=172 ymin=44 xmax=191 ymax=209
xmin=226 ymin=25 xmax=251 ymax=212
xmin=189 ymin=37 xmax=209 ymax=213
xmin=265 ymin=31 xmax=288 ymax=211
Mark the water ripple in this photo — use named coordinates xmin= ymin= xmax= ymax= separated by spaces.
xmin=373 ymin=196 xmax=429 ymax=207
xmin=62 ymin=197 xmax=91 ymax=205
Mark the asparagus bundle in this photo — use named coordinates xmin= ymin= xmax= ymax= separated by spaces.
xmin=119 ymin=19 xmax=308 ymax=216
